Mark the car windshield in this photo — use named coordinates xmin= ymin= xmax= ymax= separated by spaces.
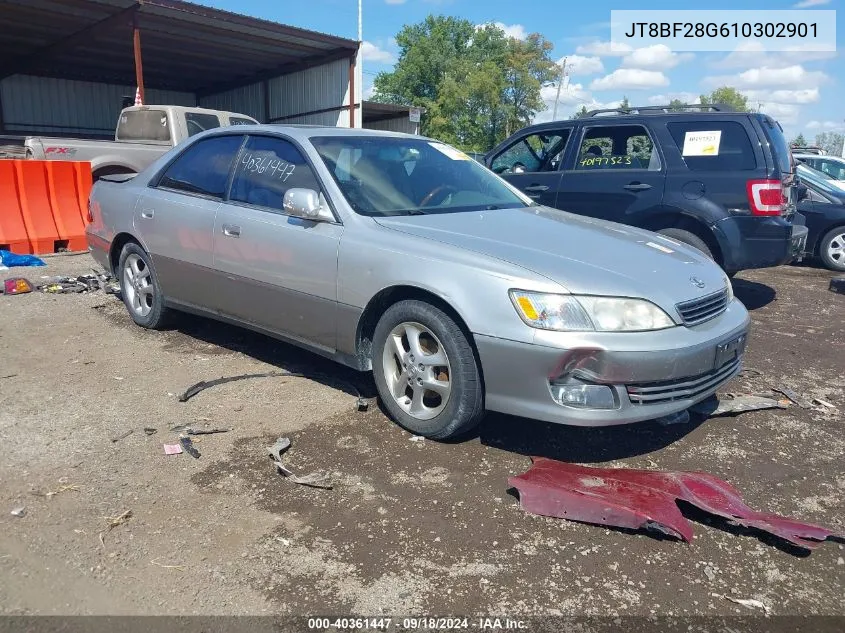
xmin=310 ymin=136 xmax=531 ymax=217
xmin=797 ymin=163 xmax=845 ymax=196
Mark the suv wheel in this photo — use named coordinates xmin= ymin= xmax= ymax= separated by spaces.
xmin=657 ymin=228 xmax=713 ymax=260
xmin=372 ymin=300 xmax=484 ymax=440
xmin=819 ymin=226 xmax=845 ymax=272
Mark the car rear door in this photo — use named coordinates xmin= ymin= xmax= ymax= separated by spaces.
xmin=213 ymin=134 xmax=343 ymax=351
xmin=555 ymin=122 xmax=665 ymax=223
xmin=134 ymin=133 xmax=245 ymax=309
xmin=487 ymin=127 xmax=573 ymax=206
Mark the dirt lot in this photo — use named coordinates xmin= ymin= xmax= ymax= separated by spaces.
xmin=0 ymin=253 xmax=843 ymax=620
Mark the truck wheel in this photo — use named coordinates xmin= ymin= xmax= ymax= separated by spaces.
xmin=657 ymin=228 xmax=713 ymax=260
xmin=118 ymin=242 xmax=170 ymax=329
xmin=818 ymin=226 xmax=845 ymax=272
xmin=372 ymin=300 xmax=484 ymax=440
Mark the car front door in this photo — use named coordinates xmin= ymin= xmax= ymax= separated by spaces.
xmin=134 ymin=133 xmax=245 ymax=309
xmin=213 ymin=134 xmax=343 ymax=352
xmin=488 ymin=128 xmax=572 ymax=206
xmin=556 ymin=123 xmax=665 ymax=223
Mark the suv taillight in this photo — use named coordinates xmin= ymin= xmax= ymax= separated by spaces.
xmin=746 ymin=179 xmax=786 ymax=216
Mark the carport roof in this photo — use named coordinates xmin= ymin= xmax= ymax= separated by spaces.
xmin=0 ymin=0 xmax=359 ymax=95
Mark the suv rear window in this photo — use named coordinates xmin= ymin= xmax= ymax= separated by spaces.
xmin=667 ymin=121 xmax=756 ymax=171
xmin=758 ymin=115 xmax=792 ymax=175
xmin=116 ymin=110 xmax=169 ymax=142
xmin=185 ymin=112 xmax=221 ymax=137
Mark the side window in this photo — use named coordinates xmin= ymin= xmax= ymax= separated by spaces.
xmin=667 ymin=121 xmax=756 ymax=171
xmin=491 ymin=131 xmax=570 ymax=174
xmin=573 ymin=124 xmax=660 ymax=171
xmin=185 ymin=112 xmax=221 ymax=138
xmin=819 ymin=160 xmax=845 ymax=180
xmin=229 ymin=135 xmax=321 ymax=213
xmin=157 ymin=135 xmax=244 ymax=198
xmin=229 ymin=116 xmax=258 ymax=126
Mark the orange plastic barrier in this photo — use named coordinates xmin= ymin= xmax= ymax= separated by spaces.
xmin=0 ymin=160 xmax=92 ymax=254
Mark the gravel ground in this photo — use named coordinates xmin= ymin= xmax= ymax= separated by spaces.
xmin=0 ymin=253 xmax=843 ymax=620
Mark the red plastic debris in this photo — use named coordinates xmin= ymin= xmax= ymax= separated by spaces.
xmin=509 ymin=458 xmax=842 ymax=550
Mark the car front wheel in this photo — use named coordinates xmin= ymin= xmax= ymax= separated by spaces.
xmin=819 ymin=226 xmax=845 ymax=272
xmin=372 ymin=300 xmax=484 ymax=440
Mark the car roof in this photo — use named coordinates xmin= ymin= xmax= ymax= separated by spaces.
xmin=516 ymin=110 xmax=759 ymax=135
xmin=794 ymin=153 xmax=844 ymax=161
xmin=203 ymin=124 xmax=423 ymax=142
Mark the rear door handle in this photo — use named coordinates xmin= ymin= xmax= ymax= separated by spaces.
xmin=623 ymin=182 xmax=652 ymax=192
xmin=523 ymin=184 xmax=549 ymax=193
xmin=222 ymin=224 xmax=240 ymax=238
xmin=140 ymin=209 xmax=154 ymax=219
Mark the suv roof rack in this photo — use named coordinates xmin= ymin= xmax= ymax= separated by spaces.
xmin=585 ymin=103 xmax=736 ymax=117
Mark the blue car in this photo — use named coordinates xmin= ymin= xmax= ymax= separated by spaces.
xmin=795 ymin=163 xmax=845 ymax=271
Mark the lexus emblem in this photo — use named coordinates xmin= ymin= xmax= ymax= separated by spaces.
xmin=690 ymin=276 xmax=706 ymax=289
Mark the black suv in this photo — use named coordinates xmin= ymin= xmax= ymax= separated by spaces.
xmin=485 ymin=104 xmax=808 ymax=274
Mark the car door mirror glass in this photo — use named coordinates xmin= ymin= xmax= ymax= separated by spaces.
xmin=283 ymin=188 xmax=332 ymax=221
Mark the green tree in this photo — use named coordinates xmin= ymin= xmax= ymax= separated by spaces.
xmin=668 ymin=98 xmax=686 ymax=111
xmin=815 ymin=132 xmax=844 ymax=156
xmin=571 ymin=105 xmax=590 ymax=119
xmin=372 ymin=16 xmax=556 ymax=151
xmin=790 ymin=133 xmax=807 ymax=147
xmin=699 ymin=86 xmax=750 ymax=112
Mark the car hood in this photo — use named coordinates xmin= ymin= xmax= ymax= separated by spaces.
xmin=374 ymin=206 xmax=729 ymax=311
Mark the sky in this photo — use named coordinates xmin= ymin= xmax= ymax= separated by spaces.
xmin=201 ymin=0 xmax=842 ymax=140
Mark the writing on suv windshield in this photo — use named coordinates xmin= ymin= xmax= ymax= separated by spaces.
xmin=311 ymin=137 xmax=529 ymax=217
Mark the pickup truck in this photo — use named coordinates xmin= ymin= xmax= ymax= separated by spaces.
xmin=24 ymin=105 xmax=258 ymax=180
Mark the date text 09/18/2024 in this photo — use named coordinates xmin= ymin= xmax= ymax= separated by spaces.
xmin=306 ymin=617 xmax=528 ymax=630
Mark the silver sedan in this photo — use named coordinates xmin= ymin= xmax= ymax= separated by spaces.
xmin=86 ymin=126 xmax=749 ymax=439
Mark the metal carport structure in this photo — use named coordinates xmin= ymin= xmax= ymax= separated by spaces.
xmin=0 ymin=0 xmax=362 ymax=138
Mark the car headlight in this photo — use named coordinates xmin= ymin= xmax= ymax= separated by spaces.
xmin=723 ymin=273 xmax=734 ymax=303
xmin=510 ymin=290 xmax=675 ymax=332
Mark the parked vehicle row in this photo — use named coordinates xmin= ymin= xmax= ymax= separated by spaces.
xmin=87 ymin=125 xmax=748 ymax=440
xmin=795 ymin=163 xmax=845 ymax=271
xmin=25 ymin=105 xmax=258 ymax=181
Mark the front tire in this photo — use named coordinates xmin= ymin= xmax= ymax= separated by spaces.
xmin=818 ymin=226 xmax=845 ymax=272
xmin=372 ymin=300 xmax=484 ymax=440
xmin=117 ymin=242 xmax=170 ymax=329
xmin=657 ymin=228 xmax=713 ymax=259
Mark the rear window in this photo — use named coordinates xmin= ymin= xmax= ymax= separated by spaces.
xmin=229 ymin=116 xmax=257 ymax=126
xmin=667 ymin=121 xmax=756 ymax=171
xmin=758 ymin=115 xmax=792 ymax=175
xmin=116 ymin=110 xmax=169 ymax=142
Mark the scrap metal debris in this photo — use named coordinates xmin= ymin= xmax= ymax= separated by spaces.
xmin=179 ymin=436 xmax=201 ymax=459
xmin=771 ymin=386 xmax=813 ymax=409
xmin=690 ymin=394 xmax=788 ymax=417
xmin=177 ymin=370 xmax=365 ymax=412
xmin=110 ymin=429 xmax=134 ymax=443
xmin=267 ymin=437 xmax=332 ymax=489
xmin=170 ymin=425 xmax=232 ymax=435
xmin=812 ymin=398 xmax=836 ymax=410
xmin=11 ymin=506 xmax=26 ymax=518
xmin=509 ymin=458 xmax=843 ymax=550
xmin=830 ymin=277 xmax=845 ymax=295
xmin=38 ymin=270 xmax=118 ymax=295
xmin=143 ymin=427 xmax=158 ymax=436
xmin=714 ymin=594 xmax=772 ymax=615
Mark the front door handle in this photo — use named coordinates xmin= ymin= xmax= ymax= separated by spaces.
xmin=523 ymin=184 xmax=549 ymax=193
xmin=222 ymin=224 xmax=241 ymax=238
xmin=140 ymin=209 xmax=154 ymax=219
xmin=624 ymin=182 xmax=652 ymax=192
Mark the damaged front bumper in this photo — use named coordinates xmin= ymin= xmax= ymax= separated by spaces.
xmin=475 ymin=299 xmax=750 ymax=426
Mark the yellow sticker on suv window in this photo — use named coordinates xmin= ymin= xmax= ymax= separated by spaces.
xmin=429 ymin=142 xmax=471 ymax=160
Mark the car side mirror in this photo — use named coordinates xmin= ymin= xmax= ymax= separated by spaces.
xmin=283 ymin=188 xmax=333 ymax=222
xmin=796 ymin=184 xmax=809 ymax=201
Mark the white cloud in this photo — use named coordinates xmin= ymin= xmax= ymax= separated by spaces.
xmin=361 ymin=41 xmax=395 ymax=64
xmin=575 ymin=40 xmax=632 ymax=57
xmin=590 ymin=68 xmax=669 ymax=91
xmin=385 ymin=0 xmax=406 ymax=4
xmin=758 ymin=103 xmax=800 ymax=125
xmin=558 ymin=55 xmax=604 ymax=76
xmin=792 ymin=0 xmax=830 ymax=7
xmin=621 ymin=45 xmax=693 ymax=71
xmin=703 ymin=65 xmax=828 ymax=89
xmin=476 ymin=22 xmax=527 ymax=40
xmin=742 ymin=88 xmax=820 ymax=104
xmin=714 ymin=41 xmax=837 ymax=69
xmin=806 ymin=120 xmax=844 ymax=131
xmin=647 ymin=92 xmax=701 ymax=106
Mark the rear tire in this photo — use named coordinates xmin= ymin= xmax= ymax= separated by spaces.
xmin=117 ymin=242 xmax=170 ymax=329
xmin=818 ymin=226 xmax=845 ymax=272
xmin=657 ymin=228 xmax=713 ymax=259
xmin=372 ymin=300 xmax=484 ymax=440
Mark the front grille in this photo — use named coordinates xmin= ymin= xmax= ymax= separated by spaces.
xmin=626 ymin=357 xmax=741 ymax=405
xmin=676 ymin=288 xmax=729 ymax=326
